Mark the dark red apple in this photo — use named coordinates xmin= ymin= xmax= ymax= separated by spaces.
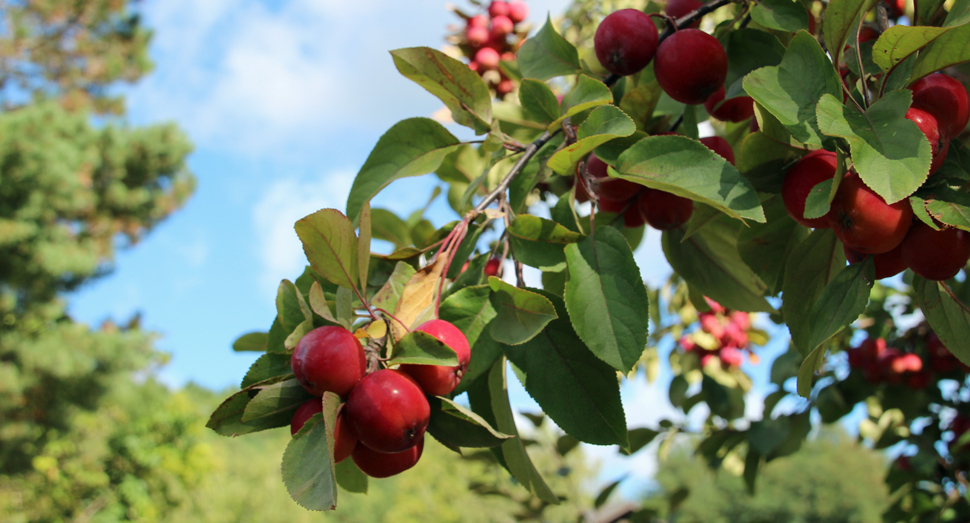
xmin=699 ymin=136 xmax=735 ymax=165
xmin=654 ymin=29 xmax=727 ymax=105
xmin=910 ymin=73 xmax=969 ymax=137
xmin=346 ymin=369 xmax=430 ymax=453
xmin=844 ymin=243 xmax=906 ymax=280
xmin=781 ymin=149 xmax=837 ymax=228
xmin=900 ymin=221 xmax=970 ymax=281
xmin=906 ymin=106 xmax=949 ymax=176
xmin=593 ymin=9 xmax=659 ymax=77
xmin=399 ymin=319 xmax=472 ymax=396
xmin=827 ymin=172 xmax=912 ymax=254
xmin=637 ymin=188 xmax=693 ymax=230
xmin=352 ymin=436 xmax=424 ymax=478
xmin=291 ymin=326 xmax=367 ymax=397
xmin=704 ymin=86 xmax=754 ymax=123
xmin=665 ymin=0 xmax=703 ymax=27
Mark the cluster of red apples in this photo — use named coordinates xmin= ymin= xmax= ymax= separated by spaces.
xmin=847 ymin=332 xmax=966 ymax=389
xmin=288 ymin=320 xmax=471 ymax=478
xmin=782 ymin=73 xmax=970 ymax=282
xmin=678 ymin=298 xmax=754 ymax=369
xmin=452 ymin=0 xmax=530 ymax=98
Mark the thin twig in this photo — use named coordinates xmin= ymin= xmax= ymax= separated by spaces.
xmin=854 ymin=23 xmax=870 ymax=108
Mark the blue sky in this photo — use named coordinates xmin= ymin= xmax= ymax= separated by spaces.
xmin=65 ymin=0 xmax=797 ymax=495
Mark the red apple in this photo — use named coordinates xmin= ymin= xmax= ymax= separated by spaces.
xmin=346 ymin=369 xmax=430 ymax=453
xmin=475 ymin=47 xmax=500 ymax=70
xmin=352 ymin=436 xmax=424 ymax=478
xmin=703 ymin=86 xmax=754 ymax=123
xmin=291 ymin=326 xmax=367 ymax=397
xmin=781 ymin=149 xmax=837 ymax=229
xmin=900 ymin=221 xmax=970 ymax=281
xmin=844 ymin=243 xmax=907 ymax=280
xmin=488 ymin=1 xmax=510 ymax=17
xmin=665 ymin=0 xmax=703 ymax=28
xmin=508 ymin=1 xmax=529 ymax=23
xmin=593 ymin=9 xmax=659 ymax=77
xmin=490 ymin=15 xmax=514 ymax=38
xmin=638 ymin=188 xmax=693 ymax=230
xmin=827 ymin=172 xmax=913 ymax=254
xmin=290 ymin=400 xmax=357 ymax=463
xmin=467 ymin=25 xmax=489 ymax=47
xmin=910 ymin=73 xmax=970 ymax=137
xmin=699 ymin=136 xmax=735 ymax=165
xmin=905 ymin=107 xmax=948 ymax=176
xmin=290 ymin=398 xmax=322 ymax=436
xmin=399 ymin=319 xmax=472 ymax=396
xmin=654 ymin=29 xmax=727 ymax=105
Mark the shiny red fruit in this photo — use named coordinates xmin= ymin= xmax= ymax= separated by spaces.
xmin=598 ymin=195 xmax=630 ymax=214
xmin=483 ymin=258 xmax=501 ymax=277
xmin=467 ymin=25 xmax=489 ymax=47
xmin=910 ymin=73 xmax=970 ymax=137
xmin=699 ymin=136 xmax=735 ymax=165
xmin=346 ymin=369 xmax=430 ymax=453
xmin=291 ymin=326 xmax=367 ymax=397
xmin=399 ymin=319 xmax=472 ymax=396
xmin=781 ymin=149 xmax=837 ymax=228
xmin=844 ymin=243 xmax=906 ymax=280
xmin=827 ymin=172 xmax=912 ymax=254
xmin=593 ymin=9 xmax=659 ymax=77
xmin=508 ymin=1 xmax=529 ymax=23
xmin=900 ymin=221 xmax=970 ymax=281
xmin=703 ymin=86 xmax=754 ymax=123
xmin=665 ymin=0 xmax=703 ymax=27
xmin=475 ymin=47 xmax=500 ymax=70
xmin=622 ymin=199 xmax=648 ymax=228
xmin=654 ymin=29 xmax=727 ymax=105
xmin=905 ymin=107 xmax=948 ymax=176
xmin=490 ymin=15 xmax=514 ymax=38
xmin=290 ymin=398 xmax=322 ymax=436
xmin=588 ymin=154 xmax=641 ymax=201
xmin=352 ymin=436 xmax=424 ymax=478
xmin=637 ymin=188 xmax=693 ymax=230
xmin=488 ymin=0 xmax=510 ymax=17
xmin=290 ymin=401 xmax=358 ymax=463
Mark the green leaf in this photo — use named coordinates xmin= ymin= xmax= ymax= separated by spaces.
xmin=872 ymin=26 xmax=950 ymax=72
xmin=738 ymin=195 xmax=809 ymax=295
xmin=797 ymin=343 xmax=827 ymax=397
xmin=357 ymin=203 xmax=371 ymax=291
xmin=595 ymin=479 xmax=623 ymax=508
xmin=233 ymin=331 xmax=268 ymax=352
xmin=241 ymin=353 xmax=293 ymax=389
xmin=207 ymin=387 xmax=291 ymax=437
xmin=267 ymin=317 xmax=287 ymax=354
xmin=504 ymin=289 xmax=629 ymax=447
xmin=945 ymin=0 xmax=970 ymax=26
xmin=614 ymin=135 xmax=765 ymax=222
xmin=823 ymin=0 xmax=880 ymax=66
xmin=913 ymin=277 xmax=970 ymax=366
xmin=346 ymin=118 xmax=461 ymax=225
xmin=782 ymin=229 xmax=845 ymax=356
xmin=743 ymin=32 xmax=843 ymax=146
xmin=806 ymin=258 xmax=874 ymax=351
xmin=443 ymin=284 xmax=502 ymax=396
xmin=911 ymin=195 xmax=942 ymax=230
xmin=620 ymin=82 xmax=663 ymax=132
xmin=371 ymin=261 xmax=416 ymax=314
xmin=391 ymin=47 xmax=492 ymax=133
xmin=283 ymin=320 xmax=314 ymax=351
xmin=242 ymin=379 xmax=313 ymax=423
xmin=388 ymin=331 xmax=460 ymax=366
xmin=519 ymin=79 xmax=561 ymax=124
xmin=748 ymin=417 xmax=791 ymax=456
xmin=370 ymin=209 xmax=411 ymax=250
xmin=622 ymin=428 xmax=660 ymax=456
xmin=816 ymin=91 xmax=931 ymax=204
xmin=564 ymin=227 xmax=650 ymax=373
xmin=281 ymin=405 xmax=338 ymax=511
xmin=427 ymin=396 xmax=513 ymax=449
xmin=295 ymin=209 xmax=360 ymax=291
xmin=724 ymin=29 xmax=786 ymax=98
xmin=309 ymin=281 xmax=339 ymax=324
xmin=663 ymin=218 xmax=774 ymax=312
xmin=744 ymin=450 xmax=762 ymax=495
xmin=507 ymin=214 xmax=583 ymax=271
xmin=487 ymin=277 xmax=558 ymax=345
xmin=547 ymin=105 xmax=637 ymax=175
xmin=923 ymin=187 xmax=970 ymax=231
xmin=334 ymin=459 xmax=368 ymax=494
xmin=277 ymin=279 xmax=311 ymax=333
xmin=517 ymin=15 xmax=582 ymax=81
xmin=803 ymin=178 xmax=835 ymax=220
xmin=551 ymin=75 xmax=614 ymax=131
xmin=736 ymin=131 xmax=806 ymax=193
xmin=910 ymin=23 xmax=970 ymax=83
xmin=750 ymin=0 xmax=809 ymax=32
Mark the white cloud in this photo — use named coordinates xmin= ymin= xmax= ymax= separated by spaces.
xmin=252 ymin=172 xmax=354 ymax=296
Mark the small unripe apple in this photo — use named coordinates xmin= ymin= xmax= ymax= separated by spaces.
xmin=346 ymin=369 xmax=430 ymax=453
xmin=654 ymin=29 xmax=727 ymax=105
xmin=827 ymin=172 xmax=912 ymax=254
xmin=475 ymin=47 xmax=500 ymax=70
xmin=291 ymin=326 xmax=367 ymax=397
xmin=593 ymin=9 xmax=659 ymax=77
xmin=352 ymin=436 xmax=424 ymax=478
xmin=782 ymin=149 xmax=837 ymax=228
xmin=900 ymin=221 xmax=970 ymax=281
xmin=637 ymin=188 xmax=693 ymax=230
xmin=910 ymin=73 xmax=970 ymax=137
xmin=703 ymin=86 xmax=754 ymax=123
xmin=507 ymin=0 xmax=529 ymax=23
xmin=400 ymin=319 xmax=472 ymax=396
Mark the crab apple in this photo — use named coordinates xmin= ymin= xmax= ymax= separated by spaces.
xmin=496 ymin=78 xmax=514 ymax=96
xmin=847 ymin=347 xmax=865 ymax=369
xmin=597 ymin=195 xmax=629 ymax=214
xmin=622 ymin=199 xmax=648 ymax=228
xmin=290 ymin=401 xmax=358 ymax=463
xmin=467 ymin=25 xmax=489 ymax=47
xmin=475 ymin=47 xmax=500 ymax=70
xmin=291 ymin=326 xmax=366 ymax=397
xmin=827 ymin=172 xmax=913 ymax=254
xmin=590 ymin=159 xmax=641 ymax=201
xmin=844 ymin=243 xmax=907 ymax=280
xmin=593 ymin=9 xmax=659 ymax=77
xmin=664 ymin=0 xmax=703 ymax=27
xmin=704 ymin=86 xmax=754 ymax=123
xmin=719 ymin=347 xmax=744 ymax=368
xmin=699 ymin=312 xmax=725 ymax=339
xmin=900 ymin=221 xmax=970 ymax=281
xmin=892 ymin=353 xmax=923 ymax=374
xmin=488 ymin=1 xmax=510 ymax=17
xmin=346 ymin=369 xmax=430 ymax=453
xmin=910 ymin=73 xmax=970 ymax=137
xmin=353 ymin=436 xmax=424 ymax=478
xmin=290 ymin=398 xmax=322 ymax=436
xmin=400 ymin=319 xmax=472 ymax=396
xmin=468 ymin=14 xmax=489 ymax=27
xmin=781 ymin=149 xmax=837 ymax=228
xmin=654 ymin=29 xmax=727 ymax=105
xmin=490 ymin=15 xmax=514 ymax=38
xmin=484 ymin=257 xmax=501 ymax=277
xmin=906 ymin=107 xmax=949 ymax=175
xmin=507 ymin=0 xmax=529 ymax=23
xmin=699 ymin=136 xmax=735 ymax=165
xmin=637 ymin=188 xmax=693 ymax=230
xmin=860 ymin=337 xmax=887 ymax=360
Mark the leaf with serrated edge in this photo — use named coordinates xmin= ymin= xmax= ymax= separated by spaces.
xmin=547 ymin=105 xmax=637 ymax=175
xmin=241 ymin=353 xmax=293 ymax=389
xmin=924 ymin=188 xmax=970 ymax=231
xmin=816 ymin=91 xmax=930 ymax=204
xmin=913 ymin=277 xmax=970 ymax=365
xmin=519 ymin=79 xmax=560 ymax=124
xmin=750 ymin=0 xmax=809 ymax=32
xmin=872 ymin=26 xmax=950 ymax=72
xmin=346 ymin=118 xmax=462 ymax=225
xmin=427 ymin=396 xmax=513 ymax=449
xmin=504 ymin=289 xmax=629 ymax=447
xmin=295 ymin=209 xmax=360 ymax=292
xmin=388 ymin=331 xmax=460 ymax=366
xmin=517 ymin=15 xmax=581 ymax=81
xmin=233 ymin=332 xmax=267 ymax=352
xmin=910 ymin=23 xmax=970 ymax=82
xmin=743 ymin=32 xmax=842 ymax=146
xmin=309 ymin=281 xmax=338 ymax=324
xmin=391 ymin=48 xmax=492 ymax=134
xmin=507 ymin=215 xmax=582 ymax=272
xmin=242 ymin=378 xmax=312 ymax=422
xmin=549 ymin=75 xmax=613 ymax=131
xmin=564 ymin=227 xmax=649 ymax=373
xmin=392 ymin=255 xmax=446 ymax=340
xmin=440 ymin=284 xmax=497 ymax=349
xmin=614 ymin=135 xmax=765 ymax=222
xmin=281 ymin=393 xmax=341 ymax=511
xmin=487 ymin=277 xmax=558 ymax=345
xmin=783 ymin=229 xmax=845 ymax=356
xmin=823 ymin=0 xmax=880 ymax=66
xmin=277 ymin=280 xmax=311 ymax=332
xmin=284 ymin=320 xmax=314 ymax=350
xmin=806 ymin=258 xmax=874 ymax=352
